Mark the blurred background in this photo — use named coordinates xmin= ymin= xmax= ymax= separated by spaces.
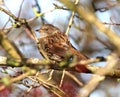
xmin=0 ymin=0 xmax=120 ymax=97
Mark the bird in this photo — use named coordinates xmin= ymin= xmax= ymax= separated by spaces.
xmin=37 ymin=24 xmax=88 ymax=72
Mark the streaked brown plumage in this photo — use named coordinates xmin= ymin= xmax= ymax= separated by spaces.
xmin=38 ymin=24 xmax=87 ymax=64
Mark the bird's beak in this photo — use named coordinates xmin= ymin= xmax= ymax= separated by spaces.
xmin=35 ymin=29 xmax=39 ymax=31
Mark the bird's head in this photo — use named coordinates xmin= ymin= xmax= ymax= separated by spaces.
xmin=36 ymin=24 xmax=60 ymax=35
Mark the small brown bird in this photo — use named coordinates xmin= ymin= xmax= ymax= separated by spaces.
xmin=37 ymin=24 xmax=88 ymax=72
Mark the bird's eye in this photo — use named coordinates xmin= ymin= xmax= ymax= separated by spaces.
xmin=45 ymin=29 xmax=48 ymax=31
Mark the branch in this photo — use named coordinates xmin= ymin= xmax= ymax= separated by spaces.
xmin=0 ymin=56 xmax=120 ymax=77
xmin=78 ymin=53 xmax=119 ymax=97
xmin=59 ymin=0 xmax=120 ymax=53
xmin=0 ymin=67 xmax=36 ymax=91
xmin=0 ymin=56 xmax=51 ymax=69
xmin=0 ymin=30 xmax=22 ymax=60
xmin=65 ymin=0 xmax=79 ymax=36
xmin=0 ymin=6 xmax=49 ymax=60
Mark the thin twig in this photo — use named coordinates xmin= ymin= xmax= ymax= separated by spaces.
xmin=65 ymin=71 xmax=83 ymax=86
xmin=78 ymin=53 xmax=118 ymax=97
xmin=0 ymin=7 xmax=49 ymax=60
xmin=23 ymin=72 xmax=40 ymax=97
xmin=46 ymin=69 xmax=54 ymax=81
xmin=34 ymin=0 xmax=45 ymax=24
xmin=59 ymin=69 xmax=65 ymax=87
xmin=59 ymin=0 xmax=120 ymax=53
xmin=0 ymin=67 xmax=36 ymax=91
xmin=0 ymin=7 xmax=17 ymax=20
xmin=36 ymin=74 xmax=67 ymax=97
xmin=18 ymin=0 xmax=24 ymax=18
xmin=65 ymin=0 xmax=79 ymax=36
